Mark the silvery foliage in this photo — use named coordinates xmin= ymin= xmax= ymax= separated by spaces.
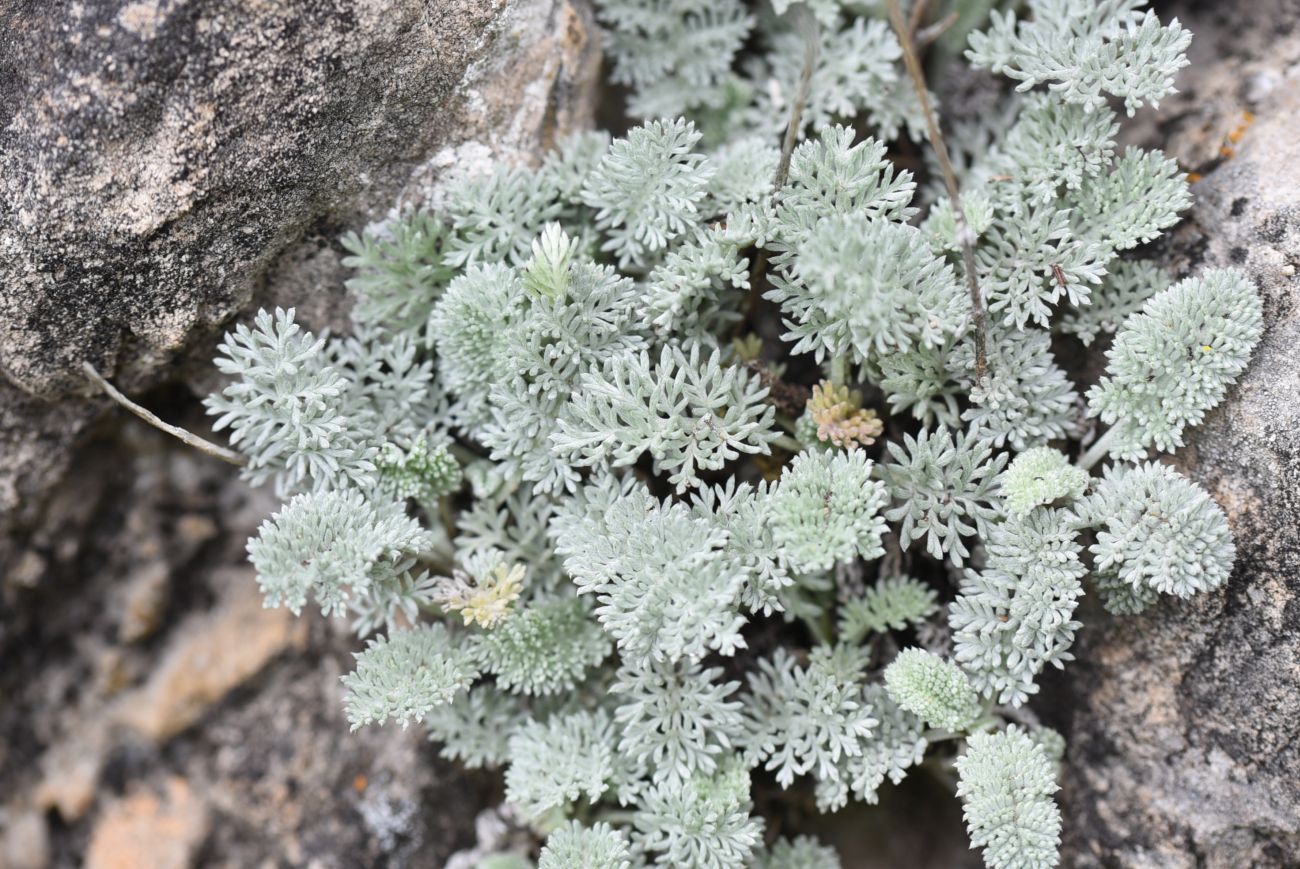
xmin=1082 ymin=461 xmax=1236 ymax=613
xmin=998 ymin=447 xmax=1089 ymax=519
xmin=950 ymin=508 xmax=1088 ymax=707
xmin=878 ymin=426 xmax=1007 ymax=566
xmin=505 ymin=709 xmax=621 ymax=821
xmin=206 ymin=2 xmax=1261 ymax=866
xmin=341 ymin=624 xmax=479 ymax=730
xmin=1087 ymin=268 xmax=1263 ymax=461
xmin=742 ymin=645 xmax=877 ymax=790
xmin=539 ymin=821 xmax=634 ymax=869
xmin=838 ymin=575 xmax=939 ymax=643
xmin=966 ymin=0 xmax=1191 ymax=115
xmin=883 ymin=647 xmax=983 ymax=732
xmin=751 ymin=834 xmax=843 ymax=869
xmin=821 ymin=685 xmax=928 ymax=812
xmin=248 ymin=487 xmax=432 ymax=618
xmin=767 ymin=448 xmax=889 ymax=572
xmin=957 ymin=726 xmax=1063 ymax=869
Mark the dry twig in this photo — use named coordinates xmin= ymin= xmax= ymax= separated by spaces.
xmin=886 ymin=0 xmax=989 ymax=385
xmin=82 ymin=361 xmax=246 ymax=466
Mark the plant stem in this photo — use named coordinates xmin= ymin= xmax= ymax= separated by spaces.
xmin=742 ymin=7 xmax=820 ymax=330
xmin=886 ymin=0 xmax=989 ymax=387
xmin=596 ymin=809 xmax=639 ymax=826
xmin=802 ymin=612 xmax=832 ymax=646
xmin=830 ymin=354 xmax=849 ymax=388
xmin=446 ymin=441 xmax=483 ymax=468
xmin=996 ymin=703 xmax=1041 ymax=729
xmin=437 ymin=496 xmax=459 ymax=542
xmin=907 ymin=0 xmax=929 ymax=39
xmin=920 ymin=756 xmax=959 ymax=792
xmin=82 ymin=362 xmax=246 ymax=467
xmin=773 ymin=8 xmax=820 ymax=192
xmin=1077 ymin=426 xmax=1118 ymax=471
xmin=772 ymin=433 xmax=805 ymax=453
xmin=921 ymin=727 xmax=962 ymax=743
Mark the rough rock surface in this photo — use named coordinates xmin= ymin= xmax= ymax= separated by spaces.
xmin=0 ymin=421 xmax=499 ymax=867
xmin=85 ymin=777 xmax=211 ymax=869
xmin=1058 ymin=1 xmax=1300 ymax=865
xmin=0 ymin=1 xmax=597 ymax=865
xmin=0 ymin=0 xmax=599 ymax=569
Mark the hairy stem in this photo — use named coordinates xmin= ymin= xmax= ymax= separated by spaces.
xmin=886 ymin=0 xmax=989 ymax=386
xmin=996 ymin=703 xmax=1042 ymax=729
xmin=801 ymin=611 xmax=833 ymax=646
xmin=772 ymin=433 xmax=806 ymax=453
xmin=829 ymin=354 xmax=850 ymax=388
xmin=1077 ymin=425 xmax=1119 ymax=471
xmin=436 ymin=496 xmax=460 ymax=543
xmin=82 ymin=362 xmax=246 ymax=467
xmin=916 ymin=11 xmax=960 ymax=48
xmin=596 ymin=808 xmax=639 ymax=826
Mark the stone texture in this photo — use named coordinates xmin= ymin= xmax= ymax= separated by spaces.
xmin=0 ymin=0 xmax=600 ymax=571
xmin=0 ymin=809 xmax=51 ymax=869
xmin=115 ymin=560 xmax=171 ymax=643
xmin=34 ymin=731 xmax=110 ymax=823
xmin=84 ymin=777 xmax=210 ymax=869
xmin=114 ymin=569 xmax=308 ymax=741
xmin=0 ymin=420 xmax=496 ymax=868
xmin=1058 ymin=1 xmax=1300 ymax=865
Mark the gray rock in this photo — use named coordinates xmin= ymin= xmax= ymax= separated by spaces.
xmin=1058 ymin=4 xmax=1300 ymax=864
xmin=0 ymin=419 xmax=494 ymax=867
xmin=0 ymin=0 xmax=600 ymax=567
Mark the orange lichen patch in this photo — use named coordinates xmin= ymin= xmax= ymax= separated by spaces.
xmin=1214 ymin=112 xmax=1256 ymax=163
xmin=1186 ymin=171 xmax=1204 ymax=184
xmin=353 ymin=774 xmax=368 ymax=793
xmin=1227 ymin=111 xmax=1256 ymax=144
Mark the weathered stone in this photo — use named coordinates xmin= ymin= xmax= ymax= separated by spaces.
xmin=85 ymin=777 xmax=210 ymax=869
xmin=115 ymin=567 xmax=308 ymax=741
xmin=1 ymin=418 xmax=493 ymax=866
xmin=116 ymin=560 xmax=170 ymax=643
xmin=1058 ymin=3 xmax=1300 ymax=863
xmin=0 ymin=0 xmax=600 ymax=572
xmin=0 ymin=808 xmax=51 ymax=869
xmin=34 ymin=730 xmax=109 ymax=823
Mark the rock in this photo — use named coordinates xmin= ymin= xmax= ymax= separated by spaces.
xmin=190 ymin=644 xmax=493 ymax=868
xmin=0 ymin=415 xmax=493 ymax=866
xmin=0 ymin=0 xmax=600 ymax=572
xmin=117 ymin=561 xmax=171 ymax=644
xmin=115 ymin=568 xmax=308 ymax=741
xmin=0 ymin=807 xmax=51 ymax=869
xmin=0 ymin=0 xmax=592 ymax=399
xmin=1058 ymin=4 xmax=1300 ymax=864
xmin=85 ymin=777 xmax=210 ymax=869
xmin=175 ymin=514 xmax=218 ymax=545
xmin=34 ymin=730 xmax=109 ymax=823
